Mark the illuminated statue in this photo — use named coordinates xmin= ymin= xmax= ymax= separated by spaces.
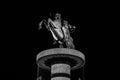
xmin=39 ymin=13 xmax=75 ymax=49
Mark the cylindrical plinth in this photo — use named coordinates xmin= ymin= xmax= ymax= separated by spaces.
xmin=51 ymin=63 xmax=70 ymax=74
xmin=51 ymin=63 xmax=70 ymax=80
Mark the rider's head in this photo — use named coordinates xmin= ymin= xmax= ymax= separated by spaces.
xmin=55 ymin=13 xmax=61 ymax=20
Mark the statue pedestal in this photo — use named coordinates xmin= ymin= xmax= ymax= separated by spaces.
xmin=36 ymin=48 xmax=85 ymax=80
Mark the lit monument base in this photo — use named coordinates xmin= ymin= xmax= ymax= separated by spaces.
xmin=36 ymin=48 xmax=85 ymax=80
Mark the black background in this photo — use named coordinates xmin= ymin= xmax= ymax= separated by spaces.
xmin=1 ymin=1 xmax=111 ymax=80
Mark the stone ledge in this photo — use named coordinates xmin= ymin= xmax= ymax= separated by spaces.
xmin=37 ymin=48 xmax=85 ymax=61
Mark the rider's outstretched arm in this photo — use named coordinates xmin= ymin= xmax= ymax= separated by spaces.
xmin=38 ymin=19 xmax=50 ymax=31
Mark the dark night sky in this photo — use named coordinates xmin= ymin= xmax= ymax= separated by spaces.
xmin=1 ymin=2 xmax=110 ymax=80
